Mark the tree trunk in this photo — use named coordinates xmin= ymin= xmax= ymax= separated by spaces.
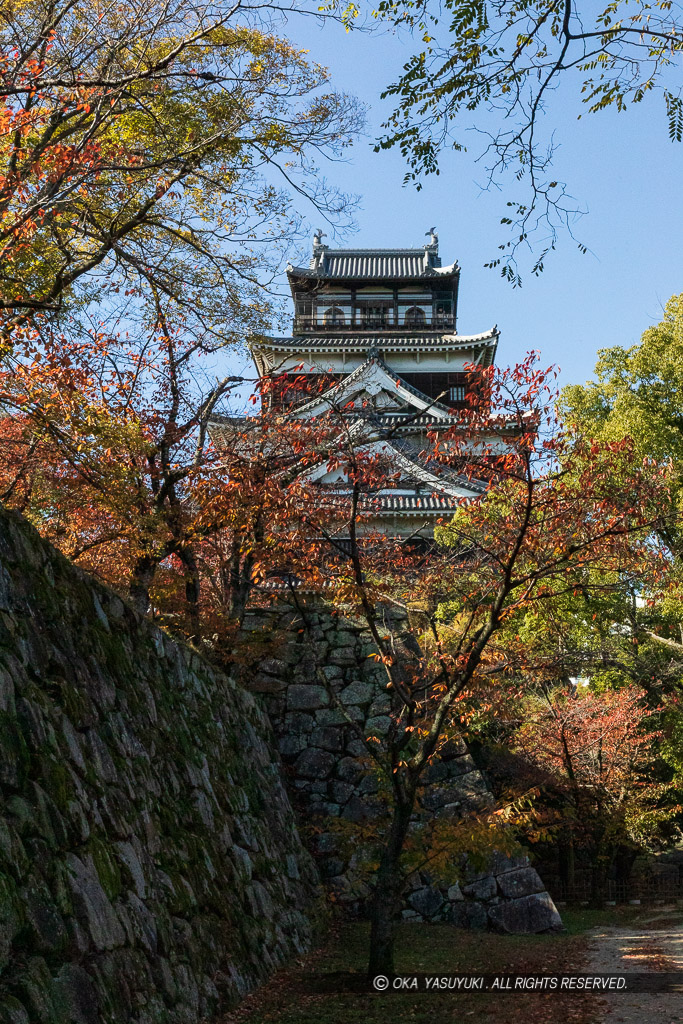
xmin=367 ymin=791 xmax=415 ymax=978
xmin=614 ymin=846 xmax=637 ymax=887
xmin=558 ymin=829 xmax=576 ymax=893
xmin=129 ymin=554 xmax=158 ymax=615
xmin=589 ymin=843 xmax=610 ymax=909
xmin=178 ymin=546 xmax=200 ymax=641
xmin=567 ymin=829 xmax=575 ymax=888
xmin=227 ymin=527 xmax=259 ymax=627
xmin=589 ymin=865 xmax=605 ymax=908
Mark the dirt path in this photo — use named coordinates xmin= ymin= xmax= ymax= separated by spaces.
xmin=586 ymin=910 xmax=683 ymax=1023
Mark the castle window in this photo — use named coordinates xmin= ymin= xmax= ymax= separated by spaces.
xmin=404 ymin=306 xmax=426 ymax=327
xmin=323 ymin=306 xmax=345 ymax=326
xmin=401 ymin=371 xmax=468 ymax=405
xmin=435 ymin=300 xmax=453 ymax=325
xmin=356 ymin=299 xmax=393 ymax=327
xmin=295 ymin=293 xmax=313 ymax=318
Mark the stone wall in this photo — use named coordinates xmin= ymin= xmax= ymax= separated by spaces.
xmin=244 ymin=599 xmax=562 ymax=935
xmin=0 ymin=508 xmax=322 ymax=1024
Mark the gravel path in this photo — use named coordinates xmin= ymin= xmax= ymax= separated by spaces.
xmin=586 ymin=911 xmax=683 ymax=1023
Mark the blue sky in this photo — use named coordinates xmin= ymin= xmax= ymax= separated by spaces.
xmin=226 ymin=14 xmax=682 ymax=399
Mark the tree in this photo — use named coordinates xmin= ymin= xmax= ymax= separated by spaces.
xmin=277 ymin=355 xmax=667 ymax=975
xmin=2 ymin=322 xmax=670 ymax=967
xmin=0 ymin=0 xmax=364 ymax=636
xmin=561 ymin=294 xmax=683 ymax=543
xmin=0 ymin=311 xmax=231 ymax=628
xmin=359 ymin=0 xmax=683 ymax=282
xmin=560 ymin=294 xmax=683 ymax=647
xmin=0 ymin=0 xmax=362 ymax=347
xmin=0 ymin=319 xmax=331 ymax=643
xmin=511 ymin=685 xmax=676 ymax=905
xmin=189 ymin=380 xmax=339 ymax=641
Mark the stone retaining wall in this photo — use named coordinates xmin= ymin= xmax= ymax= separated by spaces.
xmin=0 ymin=508 xmax=322 ymax=1024
xmin=244 ymin=599 xmax=562 ymax=935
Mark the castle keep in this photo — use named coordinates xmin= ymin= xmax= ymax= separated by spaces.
xmin=210 ymin=232 xmax=563 ymax=935
xmin=211 ymin=230 xmax=500 ymax=535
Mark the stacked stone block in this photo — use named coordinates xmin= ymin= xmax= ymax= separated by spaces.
xmin=0 ymin=509 xmax=322 ymax=1024
xmin=245 ymin=600 xmax=562 ymax=935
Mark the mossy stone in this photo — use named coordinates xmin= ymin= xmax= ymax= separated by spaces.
xmin=6 ymin=797 xmax=34 ymax=836
xmin=0 ymin=871 xmax=25 ymax=970
xmin=0 ymin=821 xmax=29 ymax=880
xmin=0 ymin=996 xmax=30 ymax=1024
xmin=25 ymin=784 xmax=69 ymax=851
xmin=0 ymin=504 xmax=323 ymax=1019
xmin=40 ymin=761 xmax=72 ymax=815
xmin=12 ymin=956 xmax=64 ymax=1024
xmin=87 ymin=839 xmax=122 ymax=902
xmin=55 ymin=683 xmax=97 ymax=731
xmin=21 ymin=878 xmax=68 ymax=958
xmin=51 ymin=965 xmax=100 ymax=1024
xmin=0 ymin=710 xmax=30 ymax=788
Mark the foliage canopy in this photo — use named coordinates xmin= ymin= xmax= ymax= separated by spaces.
xmin=0 ymin=0 xmax=363 ymax=344
xmin=357 ymin=0 xmax=683 ymax=281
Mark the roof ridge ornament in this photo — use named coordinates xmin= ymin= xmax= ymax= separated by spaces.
xmin=311 ymin=228 xmax=329 ymax=273
xmin=424 ymin=227 xmax=439 ymax=272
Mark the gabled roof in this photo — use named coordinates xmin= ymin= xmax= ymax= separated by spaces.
xmin=206 ymin=411 xmax=488 ymax=514
xmin=206 ymin=360 xmax=492 ymax=517
xmin=286 ymin=232 xmax=459 ymax=282
xmin=289 ymin=246 xmax=453 ymax=280
xmin=385 ymin=439 xmax=488 ymax=497
xmin=290 ymin=352 xmax=454 ymax=420
xmin=303 ymin=437 xmax=487 ymax=502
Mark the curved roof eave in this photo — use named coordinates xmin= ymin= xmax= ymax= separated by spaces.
xmin=302 ymin=437 xmax=487 ymax=499
xmin=285 ymin=263 xmax=460 ymax=283
xmin=251 ymin=327 xmax=499 ymax=353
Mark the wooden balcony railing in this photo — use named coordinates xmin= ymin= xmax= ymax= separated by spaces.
xmin=293 ymin=315 xmax=456 ymax=332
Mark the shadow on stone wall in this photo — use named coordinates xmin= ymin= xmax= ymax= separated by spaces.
xmin=0 ymin=509 xmax=323 ymax=1024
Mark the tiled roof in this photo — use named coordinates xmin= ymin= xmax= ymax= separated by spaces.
xmin=390 ymin=437 xmax=489 ymax=495
xmin=319 ymin=248 xmax=439 ymax=277
xmin=380 ymin=412 xmax=459 ymax=427
xmin=253 ymin=329 xmax=498 ymax=352
xmin=371 ymin=494 xmax=462 ymax=512
xmin=287 ymin=246 xmax=459 ymax=280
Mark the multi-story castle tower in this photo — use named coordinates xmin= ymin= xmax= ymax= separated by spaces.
xmin=252 ymin=228 xmax=498 ymax=402
xmin=206 ymin=233 xmax=563 ymax=936
xmin=211 ymin=230 xmax=502 ymax=535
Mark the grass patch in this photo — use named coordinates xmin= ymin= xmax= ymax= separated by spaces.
xmin=560 ymin=904 xmax=683 ymax=934
xmin=559 ymin=905 xmax=649 ymax=935
xmin=221 ymin=920 xmax=603 ymax=1024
